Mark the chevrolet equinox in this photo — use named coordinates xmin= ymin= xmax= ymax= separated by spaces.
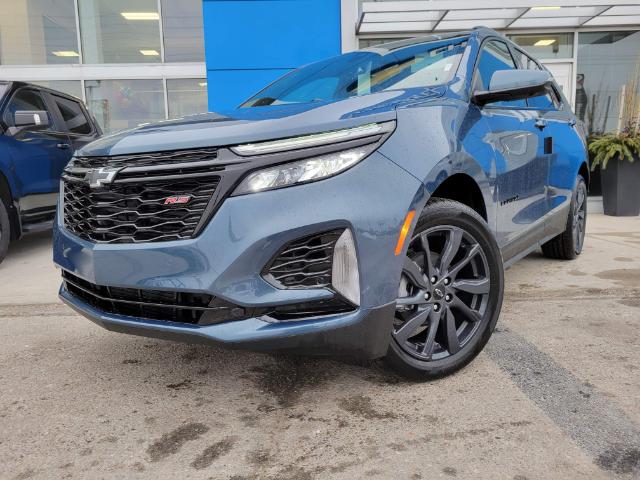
xmin=54 ymin=28 xmax=588 ymax=379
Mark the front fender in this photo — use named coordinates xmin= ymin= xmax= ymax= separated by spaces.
xmin=378 ymin=101 xmax=497 ymax=232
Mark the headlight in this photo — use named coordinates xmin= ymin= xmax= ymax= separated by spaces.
xmin=231 ymin=123 xmax=387 ymax=156
xmin=232 ymin=147 xmax=370 ymax=195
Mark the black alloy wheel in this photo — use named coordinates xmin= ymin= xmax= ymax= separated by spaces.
xmin=572 ymin=180 xmax=587 ymax=254
xmin=541 ymin=175 xmax=587 ymax=260
xmin=385 ymin=199 xmax=504 ymax=379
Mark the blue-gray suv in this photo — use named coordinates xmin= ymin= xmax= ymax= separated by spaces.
xmin=54 ymin=28 xmax=588 ymax=378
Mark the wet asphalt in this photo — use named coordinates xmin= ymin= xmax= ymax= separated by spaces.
xmin=0 ymin=214 xmax=639 ymax=480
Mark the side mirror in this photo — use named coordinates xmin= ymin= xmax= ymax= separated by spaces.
xmin=14 ymin=110 xmax=50 ymax=129
xmin=472 ymin=70 xmax=553 ymax=106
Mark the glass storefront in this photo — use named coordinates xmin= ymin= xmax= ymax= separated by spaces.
xmin=85 ymin=79 xmax=165 ymax=132
xmin=161 ymin=0 xmax=205 ymax=62
xmin=0 ymin=0 xmax=78 ymax=65
xmin=30 ymin=80 xmax=83 ymax=99
xmin=79 ymin=0 xmax=162 ymax=64
xmin=576 ymin=31 xmax=640 ymax=135
xmin=508 ymin=33 xmax=574 ymax=60
xmin=0 ymin=0 xmax=207 ymax=132
xmin=167 ymin=78 xmax=208 ymax=118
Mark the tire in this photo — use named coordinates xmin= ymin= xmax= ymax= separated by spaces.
xmin=385 ymin=198 xmax=504 ymax=380
xmin=541 ymin=175 xmax=587 ymax=260
xmin=0 ymin=199 xmax=10 ymax=265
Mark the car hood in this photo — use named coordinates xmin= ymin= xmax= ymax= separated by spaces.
xmin=78 ymin=87 xmax=445 ymax=157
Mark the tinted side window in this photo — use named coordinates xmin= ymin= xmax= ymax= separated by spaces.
xmin=52 ymin=95 xmax=92 ymax=134
xmin=3 ymin=89 xmax=52 ymax=128
xmin=516 ymin=51 xmax=560 ymax=110
xmin=511 ymin=49 xmax=541 ymax=71
xmin=474 ymin=40 xmax=526 ymax=107
xmin=527 ymin=88 xmax=560 ymax=110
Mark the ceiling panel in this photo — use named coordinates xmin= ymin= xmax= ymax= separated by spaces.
xmin=584 ymin=14 xmax=640 ymax=25
xmin=359 ymin=21 xmax=436 ymax=33
xmin=443 ymin=8 xmax=525 ymax=20
xmin=358 ymin=1 xmax=640 ymax=34
xmin=602 ymin=5 xmax=640 ymax=15
xmin=362 ymin=1 xmax=433 ymax=13
xmin=510 ymin=17 xmax=587 ymax=28
xmin=435 ymin=19 xmax=509 ymax=31
xmin=522 ymin=6 xmax=606 ymax=17
xmin=364 ymin=11 xmax=443 ymax=23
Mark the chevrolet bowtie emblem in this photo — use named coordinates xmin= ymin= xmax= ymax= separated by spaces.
xmin=84 ymin=167 xmax=120 ymax=188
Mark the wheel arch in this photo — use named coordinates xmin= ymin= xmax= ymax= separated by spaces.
xmin=578 ymin=161 xmax=590 ymax=189
xmin=429 ymin=173 xmax=488 ymax=222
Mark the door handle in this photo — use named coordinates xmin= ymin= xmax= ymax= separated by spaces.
xmin=534 ymin=119 xmax=547 ymax=131
xmin=57 ymin=143 xmax=71 ymax=149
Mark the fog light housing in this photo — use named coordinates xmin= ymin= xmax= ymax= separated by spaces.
xmin=332 ymin=229 xmax=360 ymax=306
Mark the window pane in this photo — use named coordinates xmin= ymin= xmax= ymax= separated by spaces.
xmin=244 ymin=37 xmax=468 ymax=107
xmin=84 ymin=79 xmax=164 ymax=133
xmin=577 ymin=31 xmax=640 ymax=135
xmin=510 ymin=49 xmax=541 ymax=71
xmin=475 ymin=40 xmax=525 ymax=108
xmin=167 ymin=79 xmax=208 ymax=118
xmin=507 ymin=33 xmax=573 ymax=60
xmin=79 ymin=0 xmax=161 ymax=64
xmin=31 ymin=80 xmax=83 ymax=99
xmin=0 ymin=0 xmax=78 ymax=65
xmin=52 ymin=94 xmax=91 ymax=134
xmin=475 ymin=41 xmax=516 ymax=91
xmin=161 ymin=0 xmax=204 ymax=62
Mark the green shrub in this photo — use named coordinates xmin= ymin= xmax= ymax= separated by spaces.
xmin=588 ymin=132 xmax=640 ymax=170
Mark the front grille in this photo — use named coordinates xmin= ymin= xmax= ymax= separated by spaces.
xmin=62 ymin=271 xmax=247 ymax=325
xmin=71 ymin=148 xmax=219 ymax=169
xmin=263 ymin=229 xmax=344 ymax=289
xmin=62 ymin=148 xmax=222 ymax=244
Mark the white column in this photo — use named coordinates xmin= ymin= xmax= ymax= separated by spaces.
xmin=341 ymin=0 xmax=359 ymax=53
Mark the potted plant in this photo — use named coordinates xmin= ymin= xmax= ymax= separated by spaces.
xmin=588 ymin=72 xmax=640 ymax=216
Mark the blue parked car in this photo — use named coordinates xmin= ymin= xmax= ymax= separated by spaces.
xmin=54 ymin=28 xmax=588 ymax=378
xmin=0 ymin=81 xmax=101 ymax=263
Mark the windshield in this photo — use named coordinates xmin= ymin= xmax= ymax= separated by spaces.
xmin=0 ymin=83 xmax=8 ymax=100
xmin=242 ymin=37 xmax=468 ymax=107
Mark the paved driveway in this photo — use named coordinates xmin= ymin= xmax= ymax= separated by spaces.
xmin=1 ymin=214 xmax=639 ymax=480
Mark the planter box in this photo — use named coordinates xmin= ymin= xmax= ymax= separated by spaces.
xmin=601 ymin=157 xmax=640 ymax=216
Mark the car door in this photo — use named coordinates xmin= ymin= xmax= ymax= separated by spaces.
xmin=47 ymin=92 xmax=100 ymax=154
xmin=471 ymin=39 xmax=550 ymax=260
xmin=2 ymin=87 xmax=71 ymax=213
xmin=510 ymin=47 xmax=584 ymax=240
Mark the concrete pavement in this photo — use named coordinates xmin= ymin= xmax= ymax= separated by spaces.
xmin=0 ymin=214 xmax=639 ymax=480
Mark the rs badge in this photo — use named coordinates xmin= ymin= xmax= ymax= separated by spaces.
xmin=164 ymin=195 xmax=192 ymax=205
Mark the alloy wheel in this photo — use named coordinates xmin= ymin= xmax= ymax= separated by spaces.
xmin=573 ymin=185 xmax=586 ymax=253
xmin=393 ymin=225 xmax=491 ymax=361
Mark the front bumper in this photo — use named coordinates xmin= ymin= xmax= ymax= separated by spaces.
xmin=53 ymin=151 xmax=423 ymax=358
xmin=59 ymin=285 xmax=396 ymax=358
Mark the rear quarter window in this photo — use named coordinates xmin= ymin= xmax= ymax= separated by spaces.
xmin=52 ymin=94 xmax=92 ymax=135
